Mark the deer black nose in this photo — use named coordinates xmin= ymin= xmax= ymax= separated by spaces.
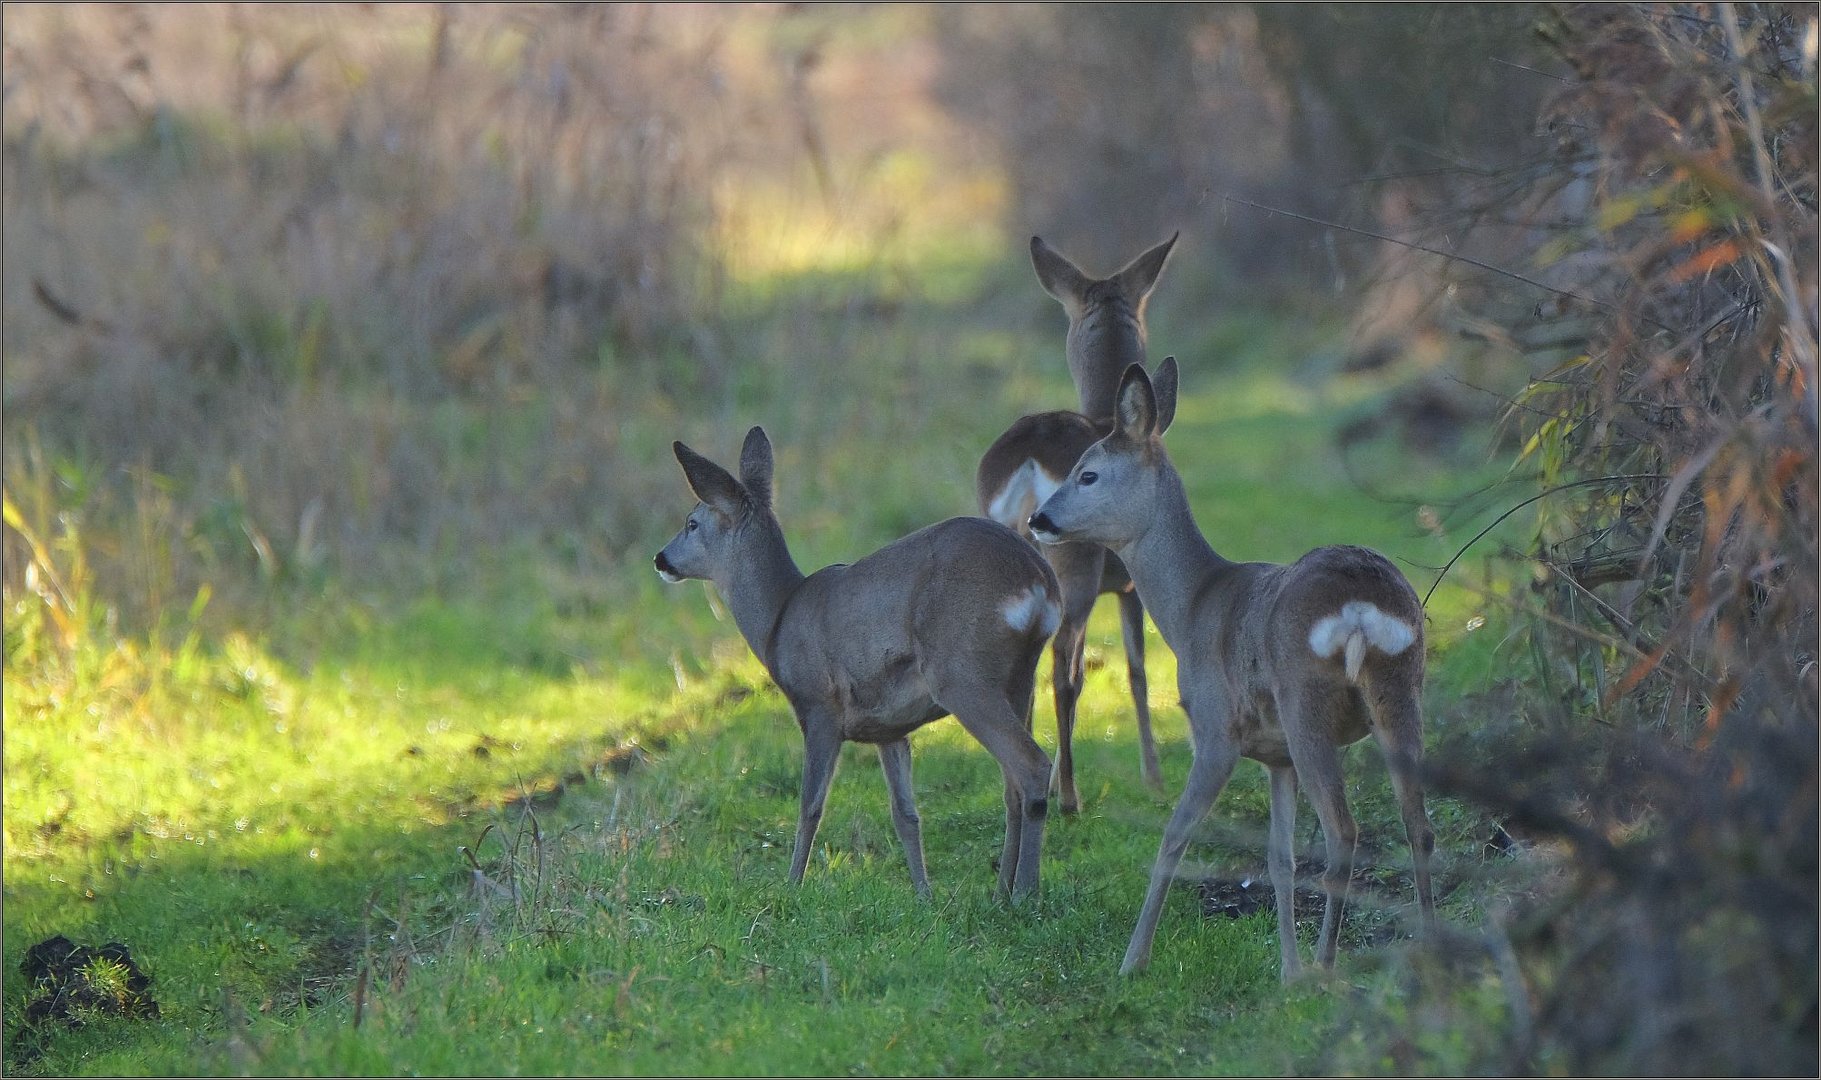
xmin=654 ymin=551 xmax=674 ymax=575
xmin=1028 ymin=510 xmax=1057 ymax=536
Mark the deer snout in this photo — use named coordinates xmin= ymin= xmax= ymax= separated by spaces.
xmin=654 ymin=551 xmax=683 ymax=583
xmin=1028 ymin=510 xmax=1063 ymax=544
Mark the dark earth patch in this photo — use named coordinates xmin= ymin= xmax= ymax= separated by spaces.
xmin=10 ymin=936 xmax=160 ymax=1069
xmin=1191 ymin=862 xmax=1422 ymax=950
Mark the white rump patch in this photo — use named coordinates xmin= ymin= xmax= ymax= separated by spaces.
xmin=1308 ymin=601 xmax=1415 ymax=682
xmin=1002 ymin=586 xmax=1062 ymax=638
xmin=987 ymin=460 xmax=1063 ymax=532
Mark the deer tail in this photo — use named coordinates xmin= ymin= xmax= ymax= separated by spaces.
xmin=1309 ymin=601 xmax=1416 ymax=685
xmin=1343 ymin=631 xmax=1367 ymax=682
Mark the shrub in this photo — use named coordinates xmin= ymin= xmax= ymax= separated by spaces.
xmin=1336 ymin=6 xmax=1818 ymax=1073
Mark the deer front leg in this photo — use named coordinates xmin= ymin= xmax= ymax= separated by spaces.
xmin=1121 ymin=733 xmax=1240 ymax=974
xmin=789 ymin=722 xmax=843 ymax=885
xmin=1267 ymin=763 xmax=1303 ymax=982
xmin=876 ymin=739 xmax=930 ymax=898
xmin=1117 ymin=588 xmax=1162 ymax=790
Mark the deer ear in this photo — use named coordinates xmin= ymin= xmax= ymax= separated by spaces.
xmin=1151 ymin=356 xmax=1180 ymax=436
xmin=1030 ymin=235 xmax=1091 ymax=308
xmin=1113 ymin=363 xmax=1158 ymax=439
xmin=1113 ymin=232 xmax=1178 ymax=301
xmin=674 ymin=441 xmax=746 ymax=515
xmin=738 ymin=426 xmax=774 ymax=511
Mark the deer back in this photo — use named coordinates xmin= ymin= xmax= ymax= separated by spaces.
xmin=975 ymin=412 xmax=1107 ymax=538
xmin=1269 ymin=545 xmax=1425 ymax=687
xmin=767 ymin=517 xmax=1060 ymax=738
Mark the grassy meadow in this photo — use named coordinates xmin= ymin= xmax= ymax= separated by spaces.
xmin=4 ymin=5 xmax=1569 ymax=1075
xmin=3 ymin=301 xmax=1533 ymax=1074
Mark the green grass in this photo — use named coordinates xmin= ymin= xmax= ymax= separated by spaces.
xmin=3 ymin=297 xmax=1531 ymax=1074
xmin=57 ymin=689 xmax=1343 ymax=1077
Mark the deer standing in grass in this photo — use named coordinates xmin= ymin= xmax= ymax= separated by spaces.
xmin=655 ymin=427 xmax=1059 ymax=899
xmin=1028 ymin=359 xmax=1437 ymax=979
xmin=976 ymin=233 xmax=1178 ymax=813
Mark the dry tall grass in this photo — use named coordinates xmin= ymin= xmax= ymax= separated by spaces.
xmin=5 ymin=5 xmax=726 ymax=610
xmin=3 ymin=4 xmax=1001 ymax=635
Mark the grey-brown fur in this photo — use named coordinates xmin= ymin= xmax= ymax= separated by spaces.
xmin=974 ymin=233 xmax=1178 ymax=813
xmin=1029 ymin=359 xmax=1437 ymax=979
xmin=657 ymin=427 xmax=1059 ymax=900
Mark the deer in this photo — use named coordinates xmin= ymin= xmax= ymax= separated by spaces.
xmin=976 ymin=233 xmax=1178 ymax=814
xmin=1027 ymin=358 xmax=1438 ymax=980
xmin=655 ymin=426 xmax=1060 ymax=900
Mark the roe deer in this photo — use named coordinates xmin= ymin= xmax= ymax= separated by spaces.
xmin=976 ymin=233 xmax=1178 ymax=813
xmin=656 ymin=427 xmax=1059 ymax=899
xmin=1028 ymin=359 xmax=1437 ymax=979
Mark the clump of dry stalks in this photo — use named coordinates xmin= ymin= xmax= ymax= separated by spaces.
xmin=2 ymin=5 xmax=748 ymax=626
xmin=1339 ymin=5 xmax=1817 ymax=1074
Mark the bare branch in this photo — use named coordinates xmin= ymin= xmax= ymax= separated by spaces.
xmin=1217 ymin=192 xmax=1664 ymax=328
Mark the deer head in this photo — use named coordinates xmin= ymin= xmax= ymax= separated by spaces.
xmin=1028 ymin=357 xmax=1179 ymax=551
xmin=1030 ymin=234 xmax=1177 ymax=421
xmin=655 ymin=426 xmax=776 ymax=584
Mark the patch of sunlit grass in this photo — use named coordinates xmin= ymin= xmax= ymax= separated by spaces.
xmin=711 ymin=155 xmax=1006 ymax=298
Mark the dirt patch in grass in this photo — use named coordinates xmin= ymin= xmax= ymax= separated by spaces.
xmin=1192 ymin=860 xmax=1423 ymax=950
xmin=9 ymin=936 xmax=161 ymax=1070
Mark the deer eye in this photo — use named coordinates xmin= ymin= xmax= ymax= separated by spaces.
xmin=1078 ymin=471 xmax=1098 ymax=486
xmin=686 ymin=519 xmax=699 ymax=533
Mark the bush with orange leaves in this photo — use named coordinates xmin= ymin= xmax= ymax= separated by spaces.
xmin=1333 ymin=5 xmax=1817 ymax=1074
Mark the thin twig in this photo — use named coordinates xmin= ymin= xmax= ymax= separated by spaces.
xmin=1217 ymin=193 xmax=1667 ymax=330
xmin=1490 ymin=55 xmax=1569 ymax=82
xmin=1334 ymin=166 xmax=1492 ymax=189
xmin=1718 ymin=3 xmax=1818 ymax=399
xmin=1422 ymin=473 xmax=1668 ymax=607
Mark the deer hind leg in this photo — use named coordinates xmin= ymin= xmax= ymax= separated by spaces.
xmin=1005 ymin=633 xmax=1042 ymax=738
xmin=1121 ymin=732 xmax=1240 ymax=974
xmin=1049 ymin=616 xmax=1087 ymax=814
xmin=876 ymin=739 xmax=930 ymax=899
xmin=1367 ymin=679 xmax=1437 ymax=932
xmin=937 ymin=683 xmax=1052 ymax=901
xmin=1047 ymin=546 xmax=1103 ymax=814
xmin=1117 ymin=588 xmax=1162 ymax=789
xmin=1267 ymin=763 xmax=1303 ymax=981
xmin=997 ymin=779 xmax=1023 ymax=899
xmin=1279 ymin=684 xmax=1360 ymax=969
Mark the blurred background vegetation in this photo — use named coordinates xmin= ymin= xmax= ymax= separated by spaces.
xmin=3 ymin=3 xmax=1815 ymax=1075
xmin=0 ymin=1 xmax=1568 ymax=637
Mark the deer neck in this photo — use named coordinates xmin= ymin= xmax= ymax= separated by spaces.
xmin=719 ymin=516 xmax=805 ymax=671
xmin=1113 ymin=464 xmax=1235 ymax=652
xmin=1069 ymin=303 xmax=1147 ymax=421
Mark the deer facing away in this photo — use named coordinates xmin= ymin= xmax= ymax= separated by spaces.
xmin=976 ymin=233 xmax=1178 ymax=813
xmin=656 ymin=427 xmax=1059 ymax=899
xmin=1028 ymin=359 xmax=1437 ymax=979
